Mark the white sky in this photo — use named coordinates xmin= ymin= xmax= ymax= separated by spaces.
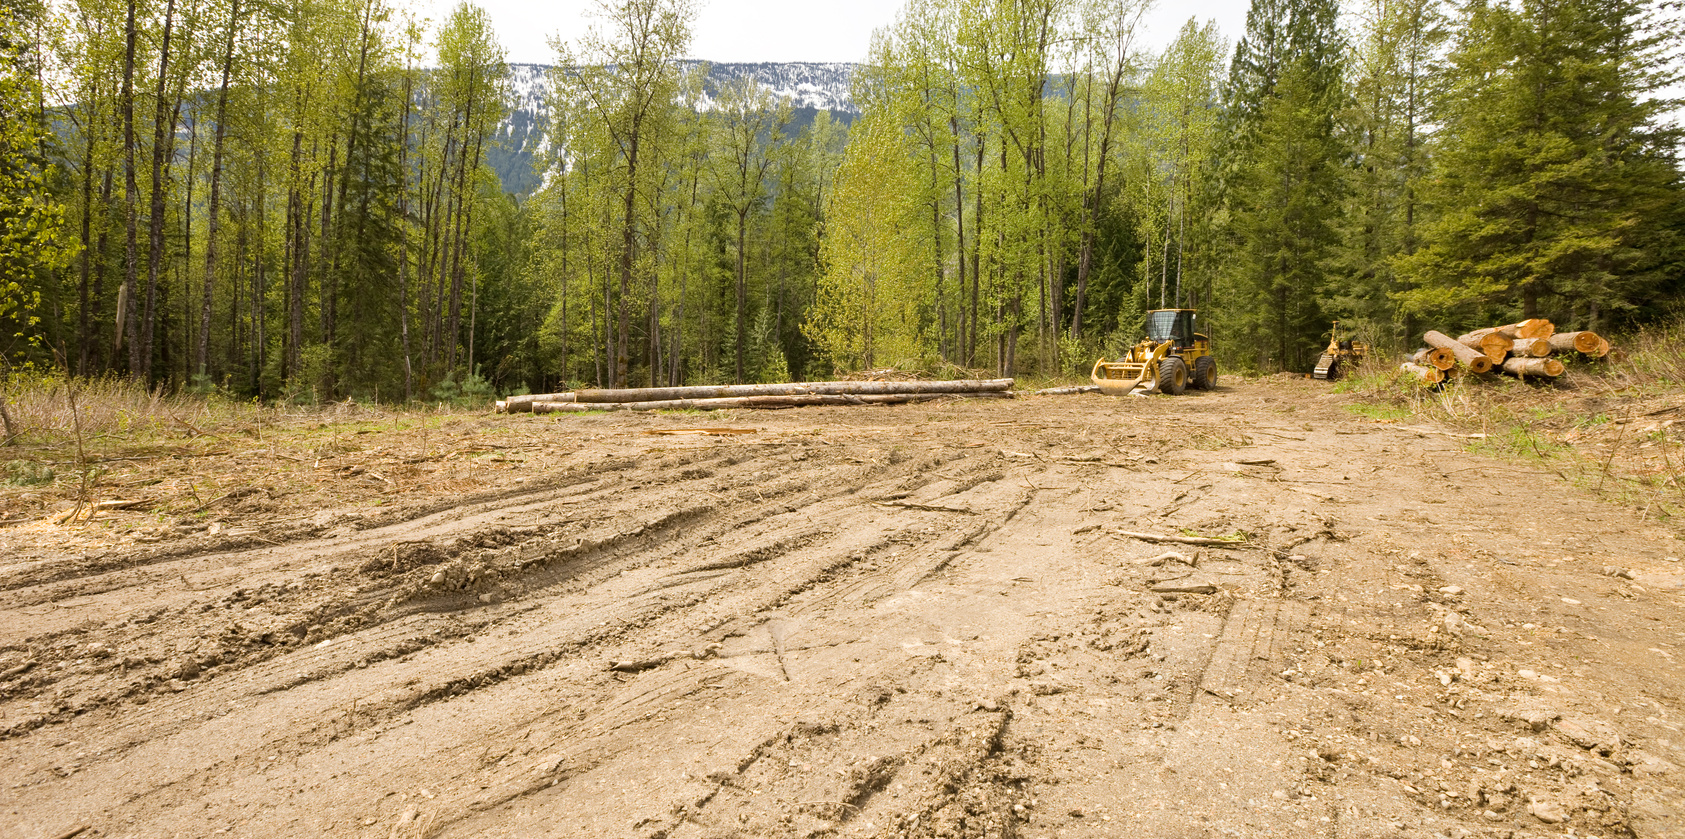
xmin=424 ymin=0 xmax=1255 ymax=66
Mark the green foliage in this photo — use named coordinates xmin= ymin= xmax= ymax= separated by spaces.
xmin=1395 ymin=0 xmax=1684 ymax=330
xmin=429 ymin=368 xmax=495 ymax=406
xmin=1330 ymin=0 xmax=1446 ymax=351
xmin=9 ymin=0 xmax=1685 ymax=405
xmin=0 ymin=1 xmax=72 ymax=359
xmin=1214 ymin=0 xmax=1349 ymax=373
xmin=2 ymin=460 xmax=55 ymax=486
xmin=807 ymin=113 xmax=933 ymax=374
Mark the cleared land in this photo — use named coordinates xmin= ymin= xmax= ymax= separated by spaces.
xmin=1 ymin=378 xmax=1681 ymax=839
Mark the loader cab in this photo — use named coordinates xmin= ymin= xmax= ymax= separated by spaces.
xmin=1144 ymin=309 xmax=1198 ymax=349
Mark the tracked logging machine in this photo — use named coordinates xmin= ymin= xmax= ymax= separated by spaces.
xmin=1313 ymin=321 xmax=1368 ymax=380
xmin=1091 ymin=309 xmax=1216 ymax=396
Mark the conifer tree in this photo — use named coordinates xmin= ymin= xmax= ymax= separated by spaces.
xmin=1216 ymin=0 xmax=1349 ymax=372
xmin=1395 ymin=0 xmax=1683 ymax=329
xmin=1332 ymin=0 xmax=1445 ymax=348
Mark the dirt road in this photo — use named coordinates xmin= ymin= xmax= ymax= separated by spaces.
xmin=2 ymin=379 xmax=1681 ymax=839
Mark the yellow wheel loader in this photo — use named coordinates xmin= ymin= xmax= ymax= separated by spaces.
xmin=1090 ymin=309 xmax=1216 ymax=396
xmin=1313 ymin=320 xmax=1368 ymax=380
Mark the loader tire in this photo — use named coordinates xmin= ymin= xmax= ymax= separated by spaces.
xmin=1159 ymin=357 xmax=1188 ymax=395
xmin=1193 ymin=356 xmax=1217 ymax=390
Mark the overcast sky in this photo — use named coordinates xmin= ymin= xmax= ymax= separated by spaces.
xmin=428 ymin=0 xmax=1255 ymax=66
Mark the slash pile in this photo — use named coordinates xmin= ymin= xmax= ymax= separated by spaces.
xmin=1399 ymin=318 xmax=1609 ymax=384
xmin=495 ymin=378 xmax=1017 ymax=413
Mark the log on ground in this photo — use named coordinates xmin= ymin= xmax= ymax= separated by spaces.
xmin=531 ymin=402 xmax=626 ymax=414
xmin=1501 ymin=356 xmax=1565 ymax=378
xmin=1412 ymin=347 xmax=1456 ymax=371
xmin=1456 ymin=331 xmax=1514 ymax=362
xmin=1548 ymin=331 xmax=1605 ymax=356
xmin=1464 ymin=319 xmax=1555 ymax=341
xmin=1400 ymin=362 xmax=1445 ymax=384
xmin=503 ymin=392 xmax=579 ymax=413
xmin=1424 ymin=331 xmax=1494 ymax=374
xmin=565 ymin=379 xmax=1015 ymax=404
xmin=540 ymin=392 xmax=1014 ymax=413
xmin=1508 ymin=337 xmax=1553 ymax=358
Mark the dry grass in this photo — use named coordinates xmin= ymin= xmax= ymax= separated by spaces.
xmin=0 ymin=373 xmax=504 ymax=535
xmin=2 ymin=373 xmax=269 ymax=447
xmin=1340 ymin=323 xmax=1685 ymax=529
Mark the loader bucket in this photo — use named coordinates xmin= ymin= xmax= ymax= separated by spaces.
xmin=1090 ymin=341 xmax=1172 ymax=397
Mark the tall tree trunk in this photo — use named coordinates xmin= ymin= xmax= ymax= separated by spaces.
xmin=78 ymin=93 xmax=98 ymax=376
xmin=398 ymin=60 xmax=416 ymax=402
xmin=949 ymin=116 xmax=967 ymax=360
xmin=1073 ymin=47 xmax=1127 ymax=343
xmin=141 ymin=0 xmax=181 ymax=382
xmin=735 ymin=210 xmax=747 ymax=384
xmin=446 ymin=101 xmax=474 ymax=372
xmin=969 ymin=134 xmax=984 ymax=367
xmin=618 ymin=129 xmax=640 ymax=389
xmin=198 ymin=0 xmax=240 ymax=379
xmin=119 ymin=0 xmax=140 ymax=376
xmin=286 ymin=129 xmax=305 ymax=378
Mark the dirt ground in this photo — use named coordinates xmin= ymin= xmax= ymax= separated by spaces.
xmin=1 ymin=377 xmax=1682 ymax=839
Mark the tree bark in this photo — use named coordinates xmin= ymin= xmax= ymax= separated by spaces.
xmin=1424 ymin=331 xmax=1492 ymax=373
xmin=530 ymin=391 xmax=1015 ymax=414
xmin=1548 ymin=331 xmax=1603 ymax=355
xmin=1454 ymin=330 xmax=1512 ymax=362
xmin=119 ymin=0 xmax=139 ymax=375
xmin=141 ymin=0 xmax=181 ymax=382
xmin=1500 ymin=356 xmax=1564 ymax=378
xmin=198 ymin=0 xmax=240 ymax=380
xmin=505 ymin=378 xmax=1016 ymax=411
xmin=1399 ymin=362 xmax=1444 ymax=384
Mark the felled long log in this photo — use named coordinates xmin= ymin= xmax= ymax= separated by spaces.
xmin=1456 ymin=330 xmax=1514 ymax=362
xmin=503 ymin=392 xmax=577 ymax=412
xmin=572 ymin=378 xmax=1014 ymax=404
xmin=506 ymin=379 xmax=1015 ymax=412
xmin=1412 ymin=347 xmax=1456 ymax=371
xmin=1400 ymin=362 xmax=1445 ymax=384
xmin=1548 ymin=331 xmax=1605 ymax=356
xmin=530 ymin=402 xmax=626 ymax=413
xmin=1465 ymin=319 xmax=1555 ymax=341
xmin=1500 ymin=356 xmax=1565 ymax=378
xmin=531 ymin=391 xmax=1015 ymax=413
xmin=1425 ymin=331 xmax=1494 ymax=373
xmin=1508 ymin=336 xmax=1553 ymax=357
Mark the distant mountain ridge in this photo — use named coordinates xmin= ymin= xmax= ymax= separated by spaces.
xmin=488 ymin=61 xmax=860 ymax=194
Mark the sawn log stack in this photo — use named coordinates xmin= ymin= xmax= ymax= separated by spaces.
xmin=1398 ymin=319 xmax=1608 ymax=384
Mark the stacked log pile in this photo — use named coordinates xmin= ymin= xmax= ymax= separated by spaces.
xmin=1401 ymin=318 xmax=1608 ymax=384
xmin=497 ymin=378 xmax=1017 ymax=413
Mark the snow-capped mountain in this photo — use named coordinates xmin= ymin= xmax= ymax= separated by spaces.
xmin=687 ymin=61 xmax=860 ymax=115
xmin=487 ymin=61 xmax=859 ymax=194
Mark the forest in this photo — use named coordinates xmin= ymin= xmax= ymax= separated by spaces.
xmin=0 ymin=0 xmax=1681 ymax=403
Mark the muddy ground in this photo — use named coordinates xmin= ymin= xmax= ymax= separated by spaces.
xmin=1 ymin=377 xmax=1681 ymax=839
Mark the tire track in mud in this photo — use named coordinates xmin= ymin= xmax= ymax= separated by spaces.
xmin=0 ymin=444 xmax=1003 ymax=738
xmin=0 ymin=442 xmax=1034 ymax=836
xmin=15 ymin=386 xmax=1677 ymax=839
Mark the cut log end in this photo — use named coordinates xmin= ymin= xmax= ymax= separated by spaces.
xmin=1425 ymin=331 xmax=1493 ymax=374
xmin=1548 ymin=331 xmax=1604 ymax=356
xmin=1501 ymin=356 xmax=1565 ymax=378
xmin=1399 ymin=362 xmax=1445 ymax=385
xmin=1515 ymin=318 xmax=1556 ymax=339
